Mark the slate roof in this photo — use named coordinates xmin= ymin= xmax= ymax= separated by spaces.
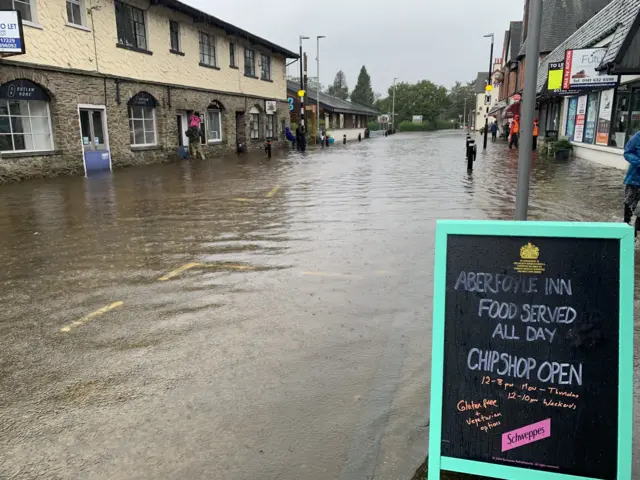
xmin=474 ymin=72 xmax=490 ymax=93
xmin=519 ymin=0 xmax=614 ymax=57
xmin=286 ymin=81 xmax=379 ymax=115
xmin=159 ymin=0 xmax=298 ymax=57
xmin=536 ymin=0 xmax=640 ymax=94
xmin=509 ymin=22 xmax=523 ymax=63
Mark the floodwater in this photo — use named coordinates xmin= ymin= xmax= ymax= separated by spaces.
xmin=0 ymin=131 xmax=637 ymax=479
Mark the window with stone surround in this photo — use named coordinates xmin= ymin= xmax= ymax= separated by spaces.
xmin=0 ymin=100 xmax=53 ymax=153
xmin=229 ymin=42 xmax=236 ymax=67
xmin=266 ymin=114 xmax=274 ymax=139
xmin=249 ymin=106 xmax=260 ymax=139
xmin=169 ymin=21 xmax=180 ymax=53
xmin=245 ymin=48 xmax=255 ymax=77
xmin=128 ymin=106 xmax=156 ymax=146
xmin=261 ymin=54 xmax=271 ymax=81
xmin=66 ymin=0 xmax=84 ymax=26
xmin=3 ymin=0 xmax=34 ymax=23
xmin=115 ymin=1 xmax=147 ymax=51
xmin=199 ymin=31 xmax=216 ymax=67
xmin=207 ymin=109 xmax=222 ymax=143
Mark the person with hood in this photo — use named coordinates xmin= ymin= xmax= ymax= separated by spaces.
xmin=285 ymin=126 xmax=296 ymax=148
xmin=532 ymin=118 xmax=540 ymax=151
xmin=490 ymin=121 xmax=498 ymax=141
xmin=509 ymin=115 xmax=520 ymax=149
xmin=623 ymin=131 xmax=640 ymax=235
xmin=186 ymin=111 xmax=205 ymax=160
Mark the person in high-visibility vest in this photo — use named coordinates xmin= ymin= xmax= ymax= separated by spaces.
xmin=509 ymin=115 xmax=520 ymax=149
xmin=533 ymin=118 xmax=539 ymax=151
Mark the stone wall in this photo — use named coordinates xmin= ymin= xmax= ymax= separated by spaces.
xmin=0 ymin=65 xmax=290 ymax=183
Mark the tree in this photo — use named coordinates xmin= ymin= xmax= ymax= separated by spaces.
xmin=445 ymin=80 xmax=476 ymax=122
xmin=287 ymin=75 xmax=323 ymax=93
xmin=350 ymin=66 xmax=375 ymax=106
xmin=326 ymin=71 xmax=349 ymax=100
xmin=377 ymin=80 xmax=450 ymax=124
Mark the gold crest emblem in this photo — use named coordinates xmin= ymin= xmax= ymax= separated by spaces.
xmin=514 ymin=242 xmax=545 ymax=274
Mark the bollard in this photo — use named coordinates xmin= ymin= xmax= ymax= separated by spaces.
xmin=325 ymin=136 xmax=329 ymax=147
xmin=466 ymin=140 xmax=476 ymax=172
xmin=358 ymin=133 xmax=362 ymax=142
xmin=384 ymin=131 xmax=388 ymax=137
xmin=343 ymin=135 xmax=346 ymax=144
xmin=265 ymin=139 xmax=272 ymax=159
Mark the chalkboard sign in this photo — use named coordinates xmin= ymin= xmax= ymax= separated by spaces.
xmin=428 ymin=221 xmax=634 ymax=480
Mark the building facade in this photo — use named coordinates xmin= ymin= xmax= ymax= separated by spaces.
xmin=536 ymin=0 xmax=640 ymax=169
xmin=286 ymin=81 xmax=378 ymax=134
xmin=0 ymin=0 xmax=297 ymax=181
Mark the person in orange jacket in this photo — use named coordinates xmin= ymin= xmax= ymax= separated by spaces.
xmin=509 ymin=115 xmax=520 ymax=149
xmin=532 ymin=118 xmax=539 ymax=151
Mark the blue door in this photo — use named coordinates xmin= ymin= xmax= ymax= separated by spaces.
xmin=80 ymin=108 xmax=111 ymax=174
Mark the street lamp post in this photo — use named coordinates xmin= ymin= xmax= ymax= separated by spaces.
xmin=391 ymin=77 xmax=398 ymax=133
xmin=463 ymin=98 xmax=467 ymax=129
xmin=299 ymin=35 xmax=309 ymax=151
xmin=515 ymin=0 xmax=543 ymax=220
xmin=483 ymin=33 xmax=494 ymax=150
xmin=316 ymin=36 xmax=325 ymax=144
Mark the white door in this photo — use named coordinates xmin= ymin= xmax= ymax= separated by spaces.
xmin=177 ymin=111 xmax=189 ymax=147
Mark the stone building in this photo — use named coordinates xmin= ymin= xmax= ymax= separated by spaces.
xmin=0 ymin=0 xmax=298 ymax=181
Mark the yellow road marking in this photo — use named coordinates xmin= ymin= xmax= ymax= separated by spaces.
xmin=60 ymin=301 xmax=124 ymax=333
xmin=301 ymin=271 xmax=361 ymax=279
xmin=266 ymin=185 xmax=281 ymax=198
xmin=233 ymin=198 xmax=254 ymax=202
xmin=158 ymin=262 xmax=202 ymax=281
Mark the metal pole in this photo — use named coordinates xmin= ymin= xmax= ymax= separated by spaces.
xmin=316 ymin=36 xmax=325 ymax=144
xmin=298 ymin=36 xmax=309 ymax=152
xmin=483 ymin=33 xmax=494 ymax=150
xmin=463 ymin=97 xmax=467 ymax=130
xmin=392 ymin=77 xmax=397 ymax=133
xmin=515 ymin=0 xmax=543 ymax=221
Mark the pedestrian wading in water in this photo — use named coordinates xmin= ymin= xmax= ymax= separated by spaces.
xmin=623 ymin=130 xmax=640 ymax=236
xmin=186 ymin=111 xmax=205 ymax=160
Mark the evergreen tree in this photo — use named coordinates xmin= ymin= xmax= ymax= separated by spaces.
xmin=326 ymin=71 xmax=349 ymax=100
xmin=350 ymin=66 xmax=375 ymax=106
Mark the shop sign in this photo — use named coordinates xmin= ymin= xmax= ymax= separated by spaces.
xmin=0 ymin=10 xmax=25 ymax=54
xmin=427 ymin=220 xmax=634 ymax=480
xmin=596 ymin=89 xmax=615 ymax=146
xmin=547 ymin=62 xmax=579 ymax=96
xmin=0 ymin=79 xmax=50 ymax=101
xmin=562 ymin=49 xmax=617 ymax=90
xmin=127 ymin=92 xmax=157 ymax=107
xmin=574 ymin=95 xmax=588 ymax=142
xmin=265 ymin=100 xmax=277 ymax=114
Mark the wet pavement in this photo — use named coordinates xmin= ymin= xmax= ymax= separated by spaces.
xmin=0 ymin=131 xmax=637 ymax=479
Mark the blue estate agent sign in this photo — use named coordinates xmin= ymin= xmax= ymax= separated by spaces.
xmin=428 ymin=220 xmax=634 ymax=480
xmin=0 ymin=10 xmax=25 ymax=55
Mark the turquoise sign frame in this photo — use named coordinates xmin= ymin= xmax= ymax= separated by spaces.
xmin=428 ymin=220 xmax=634 ymax=480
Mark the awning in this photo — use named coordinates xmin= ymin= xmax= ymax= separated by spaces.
xmin=504 ymin=101 xmax=521 ymax=118
xmin=488 ymin=100 xmax=507 ymax=115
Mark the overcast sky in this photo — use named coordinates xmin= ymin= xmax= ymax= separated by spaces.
xmin=185 ymin=0 xmax=524 ymax=96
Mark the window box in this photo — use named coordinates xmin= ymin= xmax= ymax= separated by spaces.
xmin=116 ymin=43 xmax=153 ymax=55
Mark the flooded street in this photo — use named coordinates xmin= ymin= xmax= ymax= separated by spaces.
xmin=0 ymin=131 xmax=637 ymax=479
